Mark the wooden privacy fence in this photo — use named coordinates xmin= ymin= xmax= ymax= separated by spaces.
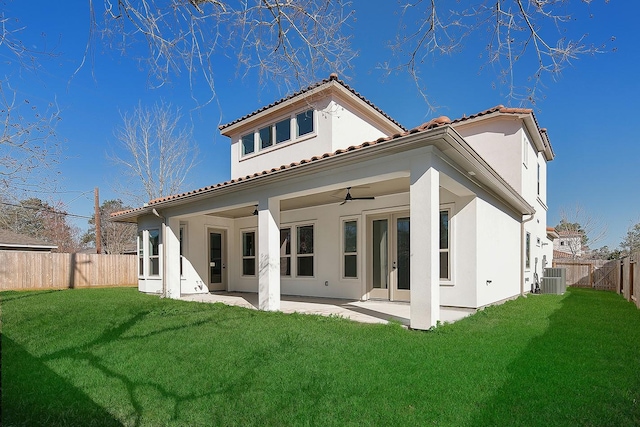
xmin=553 ymin=254 xmax=639 ymax=309
xmin=552 ymin=259 xmax=620 ymax=292
xmin=0 ymin=252 xmax=137 ymax=290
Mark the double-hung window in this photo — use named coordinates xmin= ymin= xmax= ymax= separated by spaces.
xmin=138 ymin=231 xmax=144 ymax=277
xmin=296 ymin=225 xmax=314 ymax=277
xmin=242 ymin=231 xmax=256 ymax=276
xmin=148 ymin=229 xmax=160 ymax=276
xmin=343 ymin=220 xmax=358 ymax=278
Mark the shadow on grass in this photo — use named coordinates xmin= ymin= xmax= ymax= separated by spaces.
xmin=0 ymin=290 xmax=62 ymax=303
xmin=470 ymin=289 xmax=640 ymax=426
xmin=1 ymin=335 xmax=123 ymax=427
xmin=2 ymin=297 xmax=262 ymax=426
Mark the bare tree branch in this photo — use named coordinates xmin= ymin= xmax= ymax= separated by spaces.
xmin=109 ymin=101 xmax=200 ymax=204
xmin=0 ymin=81 xmax=63 ymax=199
xmin=88 ymin=0 xmax=356 ymax=105
xmin=386 ymin=0 xmax=610 ymax=109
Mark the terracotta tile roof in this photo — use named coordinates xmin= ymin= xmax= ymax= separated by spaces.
xmin=451 ymin=104 xmax=543 ymax=130
xmin=111 ymin=115 xmax=452 ymax=218
xmin=218 ymin=73 xmax=407 ymax=132
xmin=553 ymin=249 xmax=575 ymax=259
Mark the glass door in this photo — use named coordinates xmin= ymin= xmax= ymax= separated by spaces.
xmin=369 ymin=218 xmax=389 ymax=299
xmin=208 ymin=229 xmax=226 ymax=291
xmin=368 ymin=213 xmax=410 ymax=301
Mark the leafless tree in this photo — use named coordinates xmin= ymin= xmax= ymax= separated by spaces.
xmin=385 ymin=0 xmax=612 ymax=109
xmin=0 ymin=13 xmax=62 ymax=199
xmin=556 ymin=204 xmax=607 ymax=258
xmin=90 ymin=0 xmax=356 ymax=105
xmin=110 ymin=101 xmax=200 ymax=204
xmin=83 ymin=199 xmax=137 ymax=254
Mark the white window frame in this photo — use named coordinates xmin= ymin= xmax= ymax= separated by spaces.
xmin=525 ymin=232 xmax=531 ymax=270
xmin=280 ymin=227 xmax=292 ymax=277
xmin=522 ymin=132 xmax=529 ymax=168
xmin=179 ymin=224 xmax=187 ymax=278
xmin=439 ymin=207 xmax=452 ymax=283
xmin=341 ymin=217 xmax=359 ymax=280
xmin=296 ymin=224 xmax=315 ymax=278
xmin=241 ymin=229 xmax=257 ymax=277
xmin=147 ymin=228 xmax=161 ymax=277
xmin=239 ymin=109 xmax=316 ymax=158
xmin=241 ymin=133 xmax=255 ymax=156
xmin=137 ymin=230 xmax=144 ymax=278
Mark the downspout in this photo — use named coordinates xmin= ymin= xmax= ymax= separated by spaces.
xmin=152 ymin=208 xmax=167 ymax=298
xmin=520 ymin=213 xmax=535 ymax=296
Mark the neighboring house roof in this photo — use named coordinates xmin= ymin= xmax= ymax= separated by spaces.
xmin=553 ymin=249 xmax=575 ymax=259
xmin=0 ymin=229 xmax=58 ymax=251
xmin=547 ymin=227 xmax=559 ymax=240
xmin=112 ymin=114 xmax=535 ymax=222
xmin=218 ymin=73 xmax=407 ymax=133
xmin=451 ymin=105 xmax=554 ymax=161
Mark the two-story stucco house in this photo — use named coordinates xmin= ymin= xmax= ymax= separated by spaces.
xmin=112 ymin=74 xmax=555 ymax=330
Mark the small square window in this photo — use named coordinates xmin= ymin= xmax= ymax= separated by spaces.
xmin=275 ymin=119 xmax=291 ymax=144
xmin=241 ymin=134 xmax=255 ymax=156
xmin=296 ymin=110 xmax=314 ymax=137
xmin=259 ymin=126 xmax=273 ymax=149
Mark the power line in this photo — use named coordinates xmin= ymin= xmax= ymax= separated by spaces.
xmin=0 ymin=201 xmax=92 ymax=219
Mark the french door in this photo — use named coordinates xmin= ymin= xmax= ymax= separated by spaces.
xmin=368 ymin=213 xmax=410 ymax=301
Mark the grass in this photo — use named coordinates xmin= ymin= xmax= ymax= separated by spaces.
xmin=1 ymin=287 xmax=640 ymax=427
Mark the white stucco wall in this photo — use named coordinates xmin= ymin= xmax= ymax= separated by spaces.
xmin=439 ymin=192 xmax=478 ymax=308
xmin=475 ymin=198 xmax=521 ymax=307
xmin=455 ymin=118 xmax=524 ymax=194
xmin=229 ymin=95 xmax=398 ymax=179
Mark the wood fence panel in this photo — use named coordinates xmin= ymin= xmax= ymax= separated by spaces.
xmin=0 ymin=252 xmax=137 ymax=291
xmin=553 ymin=259 xmax=620 ymax=292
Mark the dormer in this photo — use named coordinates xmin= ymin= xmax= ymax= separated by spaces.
xmin=219 ymin=74 xmax=406 ymax=179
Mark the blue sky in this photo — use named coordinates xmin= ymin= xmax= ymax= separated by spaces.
xmin=3 ymin=0 xmax=638 ymax=250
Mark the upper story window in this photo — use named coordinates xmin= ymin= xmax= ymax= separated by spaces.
xmin=296 ymin=109 xmax=314 ymax=137
xmin=241 ymin=134 xmax=255 ymax=156
xmin=241 ymin=109 xmax=314 ymax=157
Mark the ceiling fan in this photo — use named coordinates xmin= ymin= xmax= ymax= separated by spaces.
xmin=340 ymin=187 xmax=375 ymax=205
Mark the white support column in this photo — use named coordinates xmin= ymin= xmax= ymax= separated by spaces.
xmin=164 ymin=216 xmax=182 ymax=299
xmin=410 ymin=158 xmax=440 ymax=329
xmin=258 ymin=197 xmax=281 ymax=311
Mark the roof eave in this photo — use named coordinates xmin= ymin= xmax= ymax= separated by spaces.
xmin=112 ymin=125 xmax=534 ymax=221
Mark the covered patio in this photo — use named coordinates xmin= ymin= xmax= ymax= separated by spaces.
xmin=180 ymin=292 xmax=476 ymax=327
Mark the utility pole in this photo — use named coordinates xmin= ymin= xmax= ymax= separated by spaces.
xmin=95 ymin=187 xmax=101 ymax=254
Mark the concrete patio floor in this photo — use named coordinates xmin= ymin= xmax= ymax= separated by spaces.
xmin=180 ymin=292 xmax=476 ymax=327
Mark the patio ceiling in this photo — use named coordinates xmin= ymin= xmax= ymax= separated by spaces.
xmin=206 ymin=177 xmax=411 ymax=219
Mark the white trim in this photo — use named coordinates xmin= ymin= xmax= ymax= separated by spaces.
xmin=439 ymin=204 xmax=454 ymax=285
xmin=239 ymin=108 xmax=317 ymax=160
xmin=340 ymin=216 xmax=360 ymax=281
xmin=240 ymin=227 xmax=257 ymax=277
xmin=295 ymin=223 xmax=316 ymax=279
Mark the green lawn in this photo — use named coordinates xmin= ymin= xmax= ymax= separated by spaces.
xmin=1 ymin=287 xmax=639 ymax=427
